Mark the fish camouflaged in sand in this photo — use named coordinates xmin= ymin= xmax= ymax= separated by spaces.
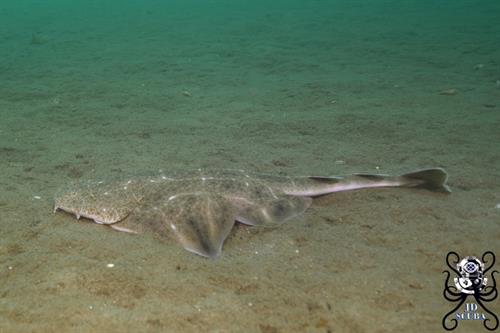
xmin=54 ymin=168 xmax=450 ymax=258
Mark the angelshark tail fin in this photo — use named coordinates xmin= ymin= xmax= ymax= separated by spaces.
xmin=285 ymin=167 xmax=451 ymax=197
xmin=400 ymin=168 xmax=451 ymax=193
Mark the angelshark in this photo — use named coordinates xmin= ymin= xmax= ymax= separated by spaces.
xmin=54 ymin=168 xmax=450 ymax=258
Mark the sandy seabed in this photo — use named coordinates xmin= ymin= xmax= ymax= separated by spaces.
xmin=0 ymin=1 xmax=499 ymax=332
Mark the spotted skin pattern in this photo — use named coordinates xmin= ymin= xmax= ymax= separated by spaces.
xmin=54 ymin=168 xmax=449 ymax=258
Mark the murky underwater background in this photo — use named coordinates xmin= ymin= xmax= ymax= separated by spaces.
xmin=1 ymin=1 xmax=499 ymax=332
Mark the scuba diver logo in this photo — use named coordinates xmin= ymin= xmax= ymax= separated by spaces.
xmin=455 ymin=256 xmax=487 ymax=294
xmin=442 ymin=251 xmax=498 ymax=331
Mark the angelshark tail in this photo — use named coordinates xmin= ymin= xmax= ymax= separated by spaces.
xmin=398 ymin=168 xmax=451 ymax=193
xmin=285 ymin=168 xmax=451 ymax=197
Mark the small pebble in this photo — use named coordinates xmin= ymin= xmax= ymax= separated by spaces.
xmin=33 ymin=195 xmax=41 ymax=200
xmin=483 ymin=104 xmax=496 ymax=108
xmin=182 ymin=90 xmax=192 ymax=97
xmin=106 ymin=263 xmax=115 ymax=268
xmin=8 ymin=266 xmax=13 ymax=270
xmin=495 ymin=203 xmax=500 ymax=209
xmin=439 ymin=88 xmax=457 ymax=96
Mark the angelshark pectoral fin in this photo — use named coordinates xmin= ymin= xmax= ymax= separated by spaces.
xmin=164 ymin=193 xmax=236 ymax=258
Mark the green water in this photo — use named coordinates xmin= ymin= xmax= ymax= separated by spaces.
xmin=1 ymin=1 xmax=499 ymax=332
